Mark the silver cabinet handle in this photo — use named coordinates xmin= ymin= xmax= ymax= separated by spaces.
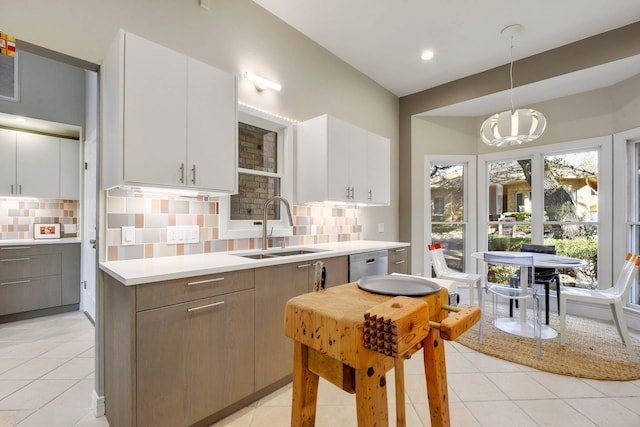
xmin=394 ymin=260 xmax=406 ymax=265
xmin=1 ymin=279 xmax=30 ymax=286
xmin=345 ymin=187 xmax=350 ymax=199
xmin=188 ymin=301 xmax=224 ymax=312
xmin=179 ymin=163 xmax=185 ymax=183
xmin=187 ymin=277 xmax=224 ymax=286
xmin=18 ymin=184 xmax=22 ymax=194
xmin=350 ymin=187 xmax=354 ymax=199
xmin=297 ymin=264 xmax=311 ymax=268
xmin=1 ymin=247 xmax=31 ymax=250
xmin=394 ymin=248 xmax=406 ymax=253
xmin=368 ymin=189 xmax=372 ymax=200
xmin=191 ymin=164 xmax=196 ymax=184
xmin=0 ymin=258 xmax=30 ymax=262
xmin=10 ymin=184 xmax=13 ymax=194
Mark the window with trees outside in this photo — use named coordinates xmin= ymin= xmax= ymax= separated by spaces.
xmin=426 ymin=156 xmax=476 ymax=276
xmin=484 ymin=148 xmax=601 ymax=289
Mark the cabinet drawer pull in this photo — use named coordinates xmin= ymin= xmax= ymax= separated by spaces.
xmin=297 ymin=264 xmax=311 ymax=268
xmin=1 ymin=246 xmax=32 ymax=250
xmin=0 ymin=258 xmax=30 ymax=262
xmin=191 ymin=164 xmax=196 ymax=184
xmin=187 ymin=301 xmax=224 ymax=312
xmin=187 ymin=277 xmax=224 ymax=286
xmin=1 ymin=280 xmax=31 ymax=286
xmin=394 ymin=260 xmax=406 ymax=265
xmin=394 ymin=248 xmax=406 ymax=253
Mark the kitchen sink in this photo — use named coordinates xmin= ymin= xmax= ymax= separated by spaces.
xmin=237 ymin=248 xmax=327 ymax=259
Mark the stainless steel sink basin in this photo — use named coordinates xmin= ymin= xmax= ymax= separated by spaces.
xmin=237 ymin=248 xmax=326 ymax=259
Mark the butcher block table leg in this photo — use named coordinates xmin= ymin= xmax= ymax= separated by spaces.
xmin=354 ymin=357 xmax=390 ymax=427
xmin=423 ymin=328 xmax=450 ymax=427
xmin=291 ymin=342 xmax=319 ymax=427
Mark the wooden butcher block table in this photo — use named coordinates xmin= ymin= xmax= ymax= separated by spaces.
xmin=284 ymin=281 xmax=480 ymax=427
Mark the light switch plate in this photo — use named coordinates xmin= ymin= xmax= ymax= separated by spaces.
xmin=122 ymin=226 xmax=135 ymax=246
xmin=167 ymin=225 xmax=199 ymax=244
xmin=378 ymin=223 xmax=384 ymax=233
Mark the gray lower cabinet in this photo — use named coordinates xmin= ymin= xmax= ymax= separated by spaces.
xmin=104 ymin=255 xmax=348 ymax=426
xmin=104 ymin=269 xmax=255 ymax=427
xmin=388 ymin=247 xmax=409 ymax=275
xmin=136 ymin=289 xmax=254 ymax=426
xmin=0 ymin=243 xmax=80 ymax=318
xmin=254 ymin=256 xmax=348 ymax=391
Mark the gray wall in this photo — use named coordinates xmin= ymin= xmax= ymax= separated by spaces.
xmin=0 ymin=51 xmax=86 ymax=128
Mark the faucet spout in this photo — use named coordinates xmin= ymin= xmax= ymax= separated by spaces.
xmin=262 ymin=196 xmax=294 ymax=250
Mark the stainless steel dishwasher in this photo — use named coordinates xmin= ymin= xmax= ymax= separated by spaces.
xmin=349 ymin=250 xmax=388 ymax=281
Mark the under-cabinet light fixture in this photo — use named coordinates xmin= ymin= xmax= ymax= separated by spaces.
xmin=244 ymin=72 xmax=281 ymax=92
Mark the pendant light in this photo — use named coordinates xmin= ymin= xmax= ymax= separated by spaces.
xmin=480 ymin=24 xmax=546 ymax=147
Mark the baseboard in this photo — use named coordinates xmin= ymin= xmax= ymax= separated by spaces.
xmin=92 ymin=390 xmax=105 ymax=417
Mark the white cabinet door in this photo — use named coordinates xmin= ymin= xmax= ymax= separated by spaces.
xmin=347 ymin=123 xmax=368 ymax=202
xmin=0 ymin=129 xmax=17 ymax=197
xmin=187 ymin=57 xmax=237 ymax=192
xmin=326 ymin=116 xmax=351 ymax=201
xmin=366 ymin=132 xmax=390 ymax=205
xmin=16 ymin=133 xmax=60 ymax=198
xmin=123 ymin=32 xmax=187 ymax=187
xmin=60 ymin=138 xmax=80 ymax=200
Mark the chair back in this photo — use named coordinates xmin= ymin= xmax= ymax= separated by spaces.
xmin=520 ymin=244 xmax=556 ymax=276
xmin=609 ymin=253 xmax=640 ymax=298
xmin=484 ymin=252 xmax=535 ymax=287
xmin=427 ymin=243 xmax=450 ymax=276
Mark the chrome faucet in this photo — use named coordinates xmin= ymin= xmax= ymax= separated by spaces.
xmin=262 ymin=196 xmax=294 ymax=250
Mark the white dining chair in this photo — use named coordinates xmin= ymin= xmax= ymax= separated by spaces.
xmin=427 ymin=243 xmax=482 ymax=304
xmin=478 ymin=253 xmax=542 ymax=359
xmin=559 ymin=253 xmax=640 ymax=362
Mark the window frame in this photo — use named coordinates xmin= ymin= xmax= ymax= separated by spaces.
xmin=477 ymin=136 xmax=612 ymax=288
xmin=218 ymin=105 xmax=294 ymax=240
xmin=424 ymin=155 xmax=477 ymax=276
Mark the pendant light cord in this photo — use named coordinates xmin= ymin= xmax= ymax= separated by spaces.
xmin=509 ymin=36 xmax=515 ymax=114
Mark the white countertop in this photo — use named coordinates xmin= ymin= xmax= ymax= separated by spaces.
xmin=0 ymin=238 xmax=81 ymax=246
xmin=100 ymin=240 xmax=409 ymax=286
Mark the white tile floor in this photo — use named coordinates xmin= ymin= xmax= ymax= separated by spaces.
xmin=1 ymin=300 xmax=640 ymax=427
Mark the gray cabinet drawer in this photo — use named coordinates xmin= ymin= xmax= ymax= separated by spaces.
xmin=136 ymin=269 xmax=254 ymax=311
xmin=0 ymin=275 xmax=62 ymax=315
xmin=0 ymin=254 xmax=62 ymax=281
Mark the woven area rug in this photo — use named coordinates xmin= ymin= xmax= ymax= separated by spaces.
xmin=456 ymin=305 xmax=640 ymax=380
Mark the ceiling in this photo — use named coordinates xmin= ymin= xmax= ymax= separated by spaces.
xmin=253 ymin=0 xmax=640 ymax=115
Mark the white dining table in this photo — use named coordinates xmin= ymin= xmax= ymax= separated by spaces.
xmin=471 ymin=251 xmax=587 ymax=339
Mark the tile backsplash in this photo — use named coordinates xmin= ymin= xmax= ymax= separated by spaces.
xmin=0 ymin=199 xmax=79 ymax=240
xmin=106 ymin=188 xmax=361 ymax=261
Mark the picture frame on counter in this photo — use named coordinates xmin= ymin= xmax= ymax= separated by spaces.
xmin=33 ymin=223 xmax=60 ymax=239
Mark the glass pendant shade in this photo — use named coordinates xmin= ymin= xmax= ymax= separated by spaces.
xmin=480 ymin=108 xmax=546 ymax=147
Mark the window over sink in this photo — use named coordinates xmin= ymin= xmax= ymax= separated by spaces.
xmin=218 ymin=105 xmax=294 ymax=240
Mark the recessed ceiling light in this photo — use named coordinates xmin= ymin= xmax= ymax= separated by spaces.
xmin=421 ymin=50 xmax=434 ymax=61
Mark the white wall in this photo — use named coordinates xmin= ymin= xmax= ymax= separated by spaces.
xmin=2 ymin=0 xmax=400 ymax=242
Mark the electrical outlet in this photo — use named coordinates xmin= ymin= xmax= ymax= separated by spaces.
xmin=167 ymin=225 xmax=199 ymax=244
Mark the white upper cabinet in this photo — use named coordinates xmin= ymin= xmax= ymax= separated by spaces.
xmin=297 ymin=114 xmax=390 ymax=205
xmin=187 ymin=57 xmax=237 ymax=193
xmin=60 ymin=138 xmax=80 ymax=200
xmin=102 ymin=30 xmax=237 ymax=192
xmin=366 ymin=131 xmax=390 ymax=204
xmin=0 ymin=129 xmax=79 ymax=199
xmin=16 ymin=132 xmax=60 ymax=198
xmin=0 ymin=128 xmax=17 ymax=197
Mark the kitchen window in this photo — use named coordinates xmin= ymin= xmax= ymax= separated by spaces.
xmin=218 ymin=106 xmax=293 ymax=239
